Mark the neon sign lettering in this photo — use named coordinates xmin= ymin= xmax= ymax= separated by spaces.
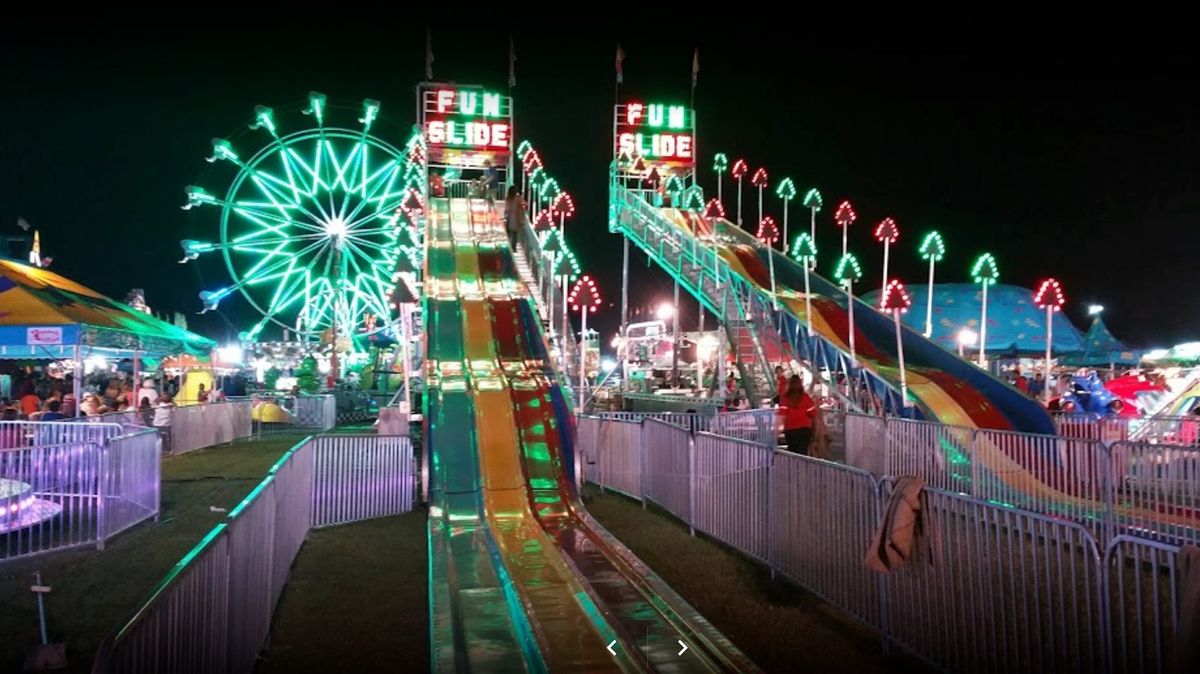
xmin=423 ymin=87 xmax=512 ymax=155
xmin=615 ymin=101 xmax=695 ymax=167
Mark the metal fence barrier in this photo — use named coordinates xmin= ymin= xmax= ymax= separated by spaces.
xmin=846 ymin=413 xmax=1200 ymax=547
xmin=311 ymin=435 xmax=415 ymax=528
xmin=1 ymin=429 xmax=160 ymax=563
xmin=581 ymin=415 xmax=1185 ymax=674
xmin=641 ymin=418 xmax=692 ymax=524
xmin=92 ymin=433 xmax=415 ymax=674
xmin=166 ymin=401 xmax=254 ymax=455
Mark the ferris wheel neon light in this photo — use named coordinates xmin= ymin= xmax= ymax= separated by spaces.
xmin=181 ymin=93 xmax=409 ymax=341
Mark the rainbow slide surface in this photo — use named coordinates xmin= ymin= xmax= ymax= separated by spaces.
xmin=644 ymin=205 xmax=1200 ymax=532
xmin=425 ymin=197 xmax=758 ymax=672
xmin=659 ymin=208 xmax=1053 ymax=435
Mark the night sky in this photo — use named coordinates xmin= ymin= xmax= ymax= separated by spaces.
xmin=3 ymin=22 xmax=1197 ymax=350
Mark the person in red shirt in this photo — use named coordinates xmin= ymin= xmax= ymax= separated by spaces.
xmin=778 ymin=375 xmax=816 ymax=455
xmin=18 ymin=381 xmax=40 ymax=418
xmin=773 ymin=366 xmax=788 ymax=405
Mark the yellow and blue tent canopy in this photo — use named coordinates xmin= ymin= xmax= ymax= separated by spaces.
xmin=0 ymin=258 xmax=215 ymax=359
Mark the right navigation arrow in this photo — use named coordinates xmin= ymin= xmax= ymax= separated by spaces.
xmin=677 ymin=640 xmax=688 ymax=656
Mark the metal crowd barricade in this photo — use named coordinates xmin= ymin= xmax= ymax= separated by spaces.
xmin=883 ymin=482 xmax=1107 ymax=674
xmin=1108 ymin=441 xmax=1200 ymax=546
xmin=582 ymin=413 xmax=1187 ymax=674
xmin=884 ymin=417 xmax=975 ymax=493
xmin=768 ymin=452 xmax=882 ymax=629
xmin=971 ymin=428 xmax=1111 ymax=541
xmin=692 ymin=432 xmax=772 ymax=560
xmin=1 ymin=428 xmax=160 ymax=563
xmin=1103 ymin=535 xmax=1182 ymax=674
xmin=595 ymin=417 xmax=643 ymax=498
xmin=641 ymin=418 xmax=692 ymax=523
xmin=709 ymin=408 xmax=778 ymax=448
xmin=94 ymin=433 xmax=416 ymax=674
xmin=311 ymin=434 xmax=415 ymax=528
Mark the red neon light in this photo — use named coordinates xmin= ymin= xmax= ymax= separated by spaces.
xmin=834 ymin=200 xmax=856 ymax=227
xmin=880 ymin=279 xmax=912 ymax=312
xmin=569 ymin=275 xmax=602 ymax=313
xmin=873 ymin=217 xmax=899 ymax=243
xmin=1033 ymin=278 xmax=1066 ymax=311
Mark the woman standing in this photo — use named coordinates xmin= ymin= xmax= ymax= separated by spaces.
xmin=779 ymin=375 xmax=816 ymax=455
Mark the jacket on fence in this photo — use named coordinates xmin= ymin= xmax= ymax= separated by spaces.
xmin=864 ymin=475 xmax=937 ymax=573
xmin=1175 ymin=545 xmax=1200 ymax=674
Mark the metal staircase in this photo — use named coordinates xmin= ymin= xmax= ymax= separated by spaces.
xmin=610 ymin=178 xmax=872 ymax=411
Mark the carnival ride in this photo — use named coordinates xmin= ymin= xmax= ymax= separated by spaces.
xmin=423 ymin=195 xmax=754 ymax=672
xmin=606 ymin=160 xmax=1200 ymax=539
xmin=179 ymin=94 xmax=410 ymax=346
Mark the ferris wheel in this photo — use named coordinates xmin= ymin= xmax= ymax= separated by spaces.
xmin=180 ymin=92 xmax=415 ymax=341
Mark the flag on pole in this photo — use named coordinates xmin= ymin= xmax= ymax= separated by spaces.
xmin=425 ymin=28 xmax=434 ymax=80
xmin=508 ymin=36 xmax=517 ymax=88
xmin=692 ymin=48 xmax=700 ymax=90
xmin=616 ymin=44 xmax=625 ymax=84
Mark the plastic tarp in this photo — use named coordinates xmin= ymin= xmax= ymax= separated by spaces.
xmin=0 ymin=259 xmax=214 ymax=358
xmin=861 ymin=282 xmax=1086 ymax=356
xmin=1061 ymin=317 xmax=1141 ymax=366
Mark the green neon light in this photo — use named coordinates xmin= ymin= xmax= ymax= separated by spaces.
xmin=971 ymin=252 xmax=999 ymax=284
xmin=833 ymin=253 xmax=863 ymax=285
xmin=802 ymin=188 xmax=823 ymax=211
xmin=713 ymin=153 xmax=728 ymax=174
xmin=187 ymin=96 xmax=405 ymax=338
xmin=791 ymin=233 xmax=818 ymax=261
xmin=919 ymin=231 xmax=946 ymax=262
xmin=776 ymin=177 xmax=796 ymax=200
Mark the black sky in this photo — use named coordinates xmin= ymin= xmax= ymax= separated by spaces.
xmin=3 ymin=22 xmax=1197 ymax=349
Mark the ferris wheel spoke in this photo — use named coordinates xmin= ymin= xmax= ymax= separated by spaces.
xmin=282 ymin=147 xmax=327 ymax=196
xmin=232 ymin=206 xmax=324 ymax=239
xmin=203 ymin=101 xmax=408 ymax=337
xmin=340 ymin=158 xmax=398 ymax=226
xmin=237 ymin=238 xmax=327 ymax=289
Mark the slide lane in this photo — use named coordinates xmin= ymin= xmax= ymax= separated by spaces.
xmin=426 ymin=198 xmax=538 ymax=672
xmin=477 ymin=224 xmax=758 ymax=672
xmin=450 ymin=200 xmax=630 ymax=673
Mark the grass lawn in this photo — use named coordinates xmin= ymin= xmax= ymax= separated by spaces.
xmin=0 ymin=433 xmax=312 ymax=673
xmin=255 ymin=511 xmax=428 ymax=674
xmin=584 ymin=487 xmax=931 ymax=674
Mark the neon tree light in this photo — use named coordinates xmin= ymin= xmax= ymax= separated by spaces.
xmin=880 ymin=279 xmax=914 ymax=406
xmin=539 ymin=176 xmax=561 ymax=204
xmin=664 ymin=175 xmax=685 ymax=206
xmin=569 ymin=274 xmax=603 ymax=408
xmin=834 ymin=252 xmax=863 ymax=367
xmin=517 ymin=140 xmax=533 ymax=157
xmin=731 ymin=159 xmax=748 ymax=226
xmin=970 ymin=253 xmax=999 ymax=367
xmin=834 ymin=200 xmax=856 ymax=258
xmin=552 ymin=192 xmax=576 ymax=231
xmin=918 ymin=231 xmax=945 ymax=337
xmin=873 ymin=217 xmax=900 ymax=298
xmin=751 ymin=167 xmax=769 ymax=231
xmin=614 ymin=102 xmax=694 ymax=167
xmin=704 ymin=198 xmax=725 ymax=284
xmin=791 ymin=233 xmax=818 ymax=336
xmin=801 ymin=188 xmax=823 ymax=268
xmin=713 ymin=153 xmax=729 ymax=204
xmin=758 ymin=216 xmax=780 ymax=309
xmin=1034 ymin=277 xmax=1066 ymax=402
xmin=534 ymin=210 xmax=555 ymax=231
xmin=553 ymin=242 xmax=582 ymax=349
xmin=776 ymin=177 xmax=796 ymax=247
xmin=183 ymin=94 xmax=408 ymax=343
